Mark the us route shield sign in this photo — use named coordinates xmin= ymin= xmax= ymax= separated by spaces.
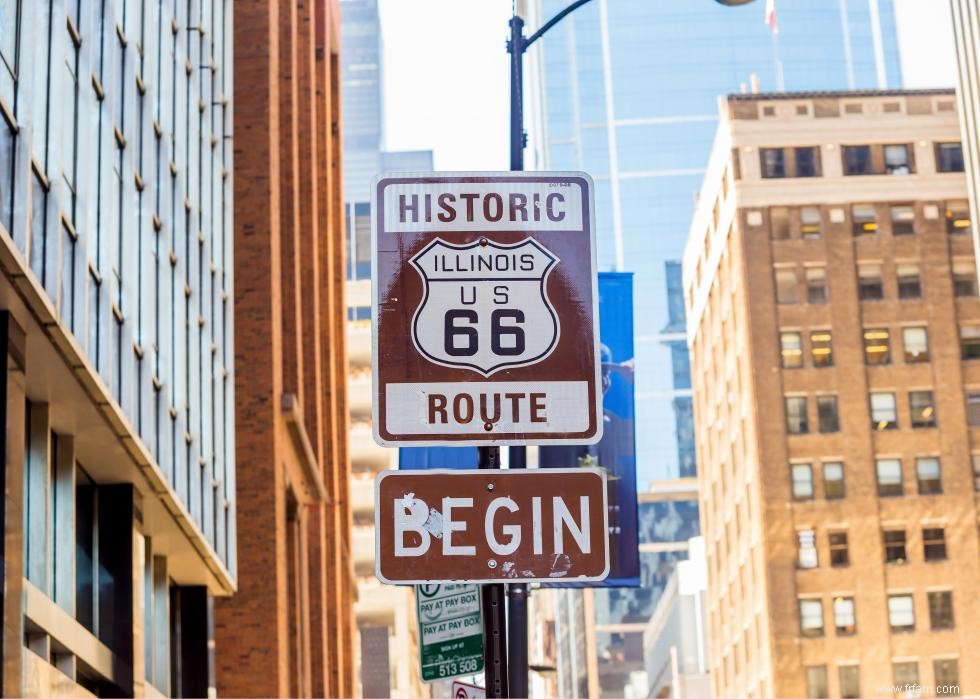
xmin=371 ymin=172 xmax=602 ymax=446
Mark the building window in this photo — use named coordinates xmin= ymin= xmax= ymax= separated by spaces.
xmin=857 ymin=264 xmax=884 ymax=300
xmin=936 ymin=142 xmax=964 ymax=172
xmin=799 ymin=599 xmax=824 ymax=638
xmin=933 ymin=659 xmax=960 ymax=691
xmin=823 ymin=462 xmax=845 ymax=499
xmin=770 ymin=206 xmax=790 ymax=240
xmin=870 ymin=393 xmax=898 ymax=430
xmin=791 ymin=463 xmax=814 ymax=500
xmin=786 ymin=397 xmax=808 ymax=434
xmin=923 ymin=528 xmax=947 ymax=561
xmin=761 ymin=148 xmax=786 ymax=178
xmin=928 ymin=591 xmax=954 ymax=629
xmin=916 ymin=458 xmax=942 ymax=495
xmin=863 ymin=328 xmax=891 ymax=365
xmin=952 ymin=261 xmax=978 ymax=297
xmin=805 ymin=267 xmax=828 ymax=304
xmin=909 ymin=391 xmax=936 ymax=428
xmin=888 ymin=594 xmax=915 ymax=632
xmin=903 ymin=327 xmax=929 ymax=363
xmin=884 ymin=144 xmax=912 ymax=174
xmin=876 ymin=458 xmax=903 ymax=496
xmin=780 ymin=331 xmax=803 ymax=369
xmin=806 ymin=666 xmax=829 ymax=699
xmin=852 ymin=204 xmax=878 ymax=235
xmin=883 ymin=529 xmax=907 ymax=563
xmin=798 ymin=529 xmax=817 ymax=569
xmin=833 ymin=596 xmax=856 ymax=635
xmin=810 ymin=331 xmax=833 ymax=367
xmin=946 ymin=200 xmax=972 ymax=234
xmin=960 ymin=327 xmax=980 ymax=359
xmin=775 ymin=268 xmax=798 ymax=303
xmin=896 ymin=264 xmax=922 ymax=299
xmin=973 ymin=454 xmax=980 ymax=491
xmin=838 ymin=665 xmax=860 ymax=699
xmin=817 ymin=395 xmax=839 ymax=433
xmin=893 ymin=661 xmax=918 ymax=686
xmin=890 ymin=204 xmax=916 ymax=235
xmin=800 ymin=206 xmax=821 ymax=239
xmin=967 ymin=391 xmax=980 ymax=426
xmin=795 ymin=147 xmax=820 ymax=177
xmin=829 ymin=531 xmax=849 ymax=566
xmin=843 ymin=145 xmax=873 ymax=175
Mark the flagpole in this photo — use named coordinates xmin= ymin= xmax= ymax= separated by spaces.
xmin=772 ymin=27 xmax=785 ymax=91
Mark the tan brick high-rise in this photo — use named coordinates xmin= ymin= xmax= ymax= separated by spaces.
xmin=215 ymin=1 xmax=356 ymax=697
xmin=684 ymin=89 xmax=980 ymax=699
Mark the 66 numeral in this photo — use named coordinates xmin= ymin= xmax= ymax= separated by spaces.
xmin=444 ymin=309 xmax=525 ymax=357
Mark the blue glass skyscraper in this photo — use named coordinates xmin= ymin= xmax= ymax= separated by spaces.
xmin=525 ymin=0 xmax=902 ymax=487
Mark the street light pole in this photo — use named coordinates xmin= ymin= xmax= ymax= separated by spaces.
xmin=504 ymin=4 xmax=596 ymax=696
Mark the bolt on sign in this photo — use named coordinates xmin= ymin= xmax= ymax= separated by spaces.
xmin=371 ymin=172 xmax=602 ymax=446
xmin=375 ymin=469 xmax=609 ymax=584
xmin=416 ymin=583 xmax=484 ymax=682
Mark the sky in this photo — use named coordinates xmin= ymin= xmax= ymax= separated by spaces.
xmin=380 ymin=0 xmax=959 ymax=171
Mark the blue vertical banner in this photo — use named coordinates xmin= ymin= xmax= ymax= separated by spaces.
xmin=540 ymin=272 xmax=640 ymax=587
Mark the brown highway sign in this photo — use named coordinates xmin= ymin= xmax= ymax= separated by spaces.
xmin=371 ymin=172 xmax=602 ymax=446
xmin=375 ymin=468 xmax=609 ymax=584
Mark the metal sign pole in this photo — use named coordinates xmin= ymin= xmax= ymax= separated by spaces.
xmin=507 ymin=14 xmax=530 ymax=699
xmin=479 ymin=446 xmax=509 ymax=698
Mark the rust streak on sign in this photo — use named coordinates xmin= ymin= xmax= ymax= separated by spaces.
xmin=375 ymin=469 xmax=609 ymax=584
xmin=371 ymin=172 xmax=602 ymax=446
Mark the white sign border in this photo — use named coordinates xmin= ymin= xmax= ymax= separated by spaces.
xmin=370 ymin=171 xmax=603 ymax=447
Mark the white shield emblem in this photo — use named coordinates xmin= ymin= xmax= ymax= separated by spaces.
xmin=410 ymin=237 xmax=560 ymax=376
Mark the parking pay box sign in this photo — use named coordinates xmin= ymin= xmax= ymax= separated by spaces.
xmin=371 ymin=172 xmax=601 ymax=446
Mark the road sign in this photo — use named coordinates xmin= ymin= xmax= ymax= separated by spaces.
xmin=375 ymin=468 xmax=609 ymax=584
xmin=417 ymin=583 xmax=484 ymax=682
xmin=451 ymin=679 xmax=486 ymax=699
xmin=371 ymin=172 xmax=602 ymax=446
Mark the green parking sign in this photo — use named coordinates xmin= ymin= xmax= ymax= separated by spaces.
xmin=416 ymin=583 xmax=484 ymax=682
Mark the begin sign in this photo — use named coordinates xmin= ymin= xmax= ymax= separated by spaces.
xmin=375 ymin=468 xmax=609 ymax=584
xmin=371 ymin=172 xmax=601 ymax=446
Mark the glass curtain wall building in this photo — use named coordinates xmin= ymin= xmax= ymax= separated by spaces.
xmin=523 ymin=1 xmax=901 ymax=694
xmin=524 ymin=0 xmax=901 ymax=487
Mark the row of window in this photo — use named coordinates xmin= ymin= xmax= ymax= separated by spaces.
xmin=806 ymin=658 xmax=960 ymax=699
xmin=797 ymin=526 xmax=948 ymax=569
xmin=774 ymin=259 xmax=978 ymax=305
xmin=760 ymin=142 xmax=963 ymax=180
xmin=780 ymin=326 xmax=930 ymax=369
xmin=800 ymin=589 xmax=954 ymax=639
xmin=790 ymin=456 xmax=945 ymax=501
xmin=767 ymin=201 xmax=971 ymax=241
xmin=784 ymin=390 xmax=937 ymax=434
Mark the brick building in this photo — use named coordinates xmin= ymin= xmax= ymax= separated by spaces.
xmin=215 ymin=0 xmax=355 ymax=697
xmin=0 ymin=1 xmax=233 ymax=696
xmin=684 ymin=89 xmax=980 ymax=698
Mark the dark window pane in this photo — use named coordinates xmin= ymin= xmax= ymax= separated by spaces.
xmin=883 ymin=530 xmax=907 ymax=563
xmin=817 ymin=395 xmax=839 ymax=433
xmin=761 ymin=148 xmax=786 ymax=178
xmin=863 ymin=328 xmax=890 ymax=365
xmin=852 ymin=204 xmax=878 ymax=235
xmin=936 ymin=142 xmax=964 ymax=172
xmin=923 ymin=528 xmax=947 ymax=561
xmin=843 ymin=145 xmax=872 ymax=175
xmin=829 ymin=532 xmax=849 ymax=566
xmin=839 ymin=666 xmax=860 ymax=699
xmin=795 ymin=147 xmax=819 ymax=177
xmin=876 ymin=459 xmax=903 ymax=496
xmin=806 ymin=268 xmax=827 ymax=303
xmin=928 ymin=590 xmax=954 ymax=629
xmin=810 ymin=331 xmax=833 ymax=367
xmin=916 ymin=459 xmax=942 ymax=495
xmin=946 ymin=200 xmax=971 ymax=234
